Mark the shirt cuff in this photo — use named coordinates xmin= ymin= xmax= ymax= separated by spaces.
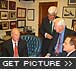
xmin=46 ymin=53 xmax=51 ymax=57
xmin=45 ymin=33 xmax=47 ymax=38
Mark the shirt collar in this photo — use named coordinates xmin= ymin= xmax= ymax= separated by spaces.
xmin=67 ymin=50 xmax=76 ymax=57
xmin=12 ymin=39 xmax=18 ymax=44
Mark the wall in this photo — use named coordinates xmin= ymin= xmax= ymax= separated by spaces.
xmin=9 ymin=0 xmax=76 ymax=36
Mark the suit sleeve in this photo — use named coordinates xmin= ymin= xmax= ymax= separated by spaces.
xmin=1 ymin=42 xmax=9 ymax=57
xmin=20 ymin=40 xmax=28 ymax=57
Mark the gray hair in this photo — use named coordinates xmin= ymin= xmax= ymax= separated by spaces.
xmin=48 ymin=6 xmax=57 ymax=15
xmin=53 ymin=18 xmax=65 ymax=26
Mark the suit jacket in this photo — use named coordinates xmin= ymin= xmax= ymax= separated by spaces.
xmin=67 ymin=51 xmax=76 ymax=57
xmin=2 ymin=38 xmax=28 ymax=57
xmin=40 ymin=16 xmax=59 ymax=56
xmin=48 ymin=27 xmax=76 ymax=57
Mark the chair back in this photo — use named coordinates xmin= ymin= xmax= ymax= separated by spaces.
xmin=21 ymin=35 xmax=42 ymax=57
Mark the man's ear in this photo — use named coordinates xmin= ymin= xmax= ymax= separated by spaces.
xmin=72 ymin=45 xmax=75 ymax=49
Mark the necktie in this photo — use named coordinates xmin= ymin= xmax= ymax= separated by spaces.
xmin=14 ymin=43 xmax=19 ymax=57
xmin=50 ymin=21 xmax=52 ymax=34
xmin=55 ymin=34 xmax=61 ymax=55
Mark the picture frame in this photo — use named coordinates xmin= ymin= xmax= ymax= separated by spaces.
xmin=62 ymin=6 xmax=76 ymax=18
xmin=0 ymin=1 xmax=8 ymax=9
xmin=27 ymin=9 xmax=35 ymax=21
xmin=17 ymin=20 xmax=26 ymax=28
xmin=17 ymin=7 xmax=26 ymax=18
xmin=0 ymin=21 xmax=9 ymax=30
xmin=9 ymin=11 xmax=16 ymax=20
xmin=0 ymin=22 xmax=2 ymax=30
xmin=0 ymin=11 xmax=8 ymax=20
xmin=18 ymin=27 xmax=24 ymax=32
xmin=10 ymin=21 xmax=17 ymax=29
xmin=72 ymin=20 xmax=76 ymax=31
xmin=68 ymin=0 xmax=76 ymax=5
xmin=9 ymin=1 xmax=16 ymax=10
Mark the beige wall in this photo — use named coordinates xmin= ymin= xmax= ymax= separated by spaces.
xmin=10 ymin=0 xmax=75 ymax=36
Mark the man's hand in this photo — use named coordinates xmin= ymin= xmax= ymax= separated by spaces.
xmin=45 ymin=53 xmax=51 ymax=57
xmin=45 ymin=33 xmax=53 ymax=39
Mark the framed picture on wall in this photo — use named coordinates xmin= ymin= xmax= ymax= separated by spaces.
xmin=68 ymin=0 xmax=76 ymax=5
xmin=17 ymin=20 xmax=26 ymax=28
xmin=27 ymin=9 xmax=35 ymax=21
xmin=72 ymin=20 xmax=76 ymax=31
xmin=18 ymin=27 xmax=24 ymax=32
xmin=0 ymin=11 xmax=8 ymax=20
xmin=0 ymin=22 xmax=2 ymax=30
xmin=9 ymin=11 xmax=16 ymax=20
xmin=0 ymin=1 xmax=8 ymax=9
xmin=9 ymin=1 xmax=16 ymax=10
xmin=1 ymin=21 xmax=9 ymax=30
xmin=17 ymin=7 xmax=26 ymax=18
xmin=62 ymin=6 xmax=76 ymax=18
xmin=10 ymin=21 xmax=17 ymax=29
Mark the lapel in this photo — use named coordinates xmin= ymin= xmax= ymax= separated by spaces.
xmin=8 ymin=39 xmax=13 ymax=56
xmin=17 ymin=39 xmax=21 ymax=56
xmin=63 ymin=28 xmax=68 ymax=42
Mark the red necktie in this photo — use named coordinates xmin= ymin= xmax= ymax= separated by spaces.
xmin=14 ymin=43 xmax=19 ymax=57
xmin=55 ymin=34 xmax=61 ymax=55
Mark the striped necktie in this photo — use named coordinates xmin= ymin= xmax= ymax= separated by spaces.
xmin=55 ymin=33 xmax=61 ymax=55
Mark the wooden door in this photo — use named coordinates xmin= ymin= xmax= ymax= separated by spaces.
xmin=38 ymin=2 xmax=58 ymax=37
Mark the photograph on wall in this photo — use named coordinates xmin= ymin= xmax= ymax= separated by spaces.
xmin=27 ymin=9 xmax=34 ymax=21
xmin=72 ymin=20 xmax=76 ymax=31
xmin=17 ymin=20 xmax=26 ymax=28
xmin=1 ymin=21 xmax=9 ymax=30
xmin=0 ymin=22 xmax=2 ymax=30
xmin=68 ymin=0 xmax=76 ymax=5
xmin=9 ymin=1 xmax=16 ymax=10
xmin=18 ymin=27 xmax=24 ymax=32
xmin=17 ymin=7 xmax=26 ymax=18
xmin=10 ymin=21 xmax=17 ymax=29
xmin=62 ymin=6 xmax=76 ymax=18
xmin=9 ymin=11 xmax=16 ymax=20
xmin=0 ymin=1 xmax=8 ymax=9
xmin=0 ymin=11 xmax=8 ymax=20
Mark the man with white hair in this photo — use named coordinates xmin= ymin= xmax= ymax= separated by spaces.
xmin=2 ymin=28 xmax=28 ymax=57
xmin=45 ymin=18 xmax=76 ymax=57
xmin=40 ymin=6 xmax=59 ymax=56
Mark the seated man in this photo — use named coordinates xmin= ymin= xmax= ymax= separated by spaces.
xmin=45 ymin=18 xmax=76 ymax=57
xmin=2 ymin=28 xmax=28 ymax=57
xmin=63 ymin=36 xmax=76 ymax=57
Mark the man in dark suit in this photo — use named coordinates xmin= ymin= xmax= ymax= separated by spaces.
xmin=40 ymin=6 xmax=59 ymax=56
xmin=2 ymin=28 xmax=28 ymax=57
xmin=45 ymin=18 xmax=76 ymax=57
xmin=63 ymin=36 xmax=76 ymax=57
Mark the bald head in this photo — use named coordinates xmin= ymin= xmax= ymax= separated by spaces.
xmin=11 ymin=28 xmax=20 ymax=42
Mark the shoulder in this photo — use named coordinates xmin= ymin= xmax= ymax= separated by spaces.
xmin=69 ymin=51 xmax=76 ymax=57
xmin=55 ymin=16 xmax=60 ymax=18
xmin=3 ymin=39 xmax=12 ymax=44
xmin=65 ymin=27 xmax=75 ymax=34
xmin=42 ymin=16 xmax=48 ymax=21
xmin=19 ymin=39 xmax=27 ymax=44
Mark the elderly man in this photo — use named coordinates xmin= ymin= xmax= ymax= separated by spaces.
xmin=63 ymin=36 xmax=76 ymax=57
xmin=45 ymin=18 xmax=76 ymax=57
xmin=2 ymin=28 xmax=28 ymax=57
xmin=40 ymin=6 xmax=59 ymax=56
